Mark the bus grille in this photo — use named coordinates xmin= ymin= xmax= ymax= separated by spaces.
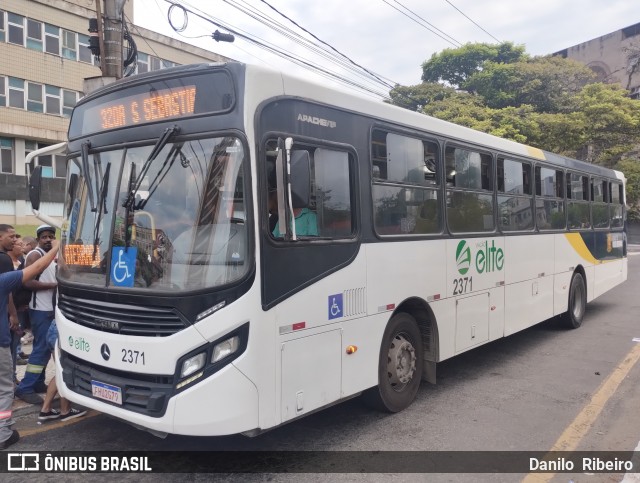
xmin=58 ymin=294 xmax=188 ymax=337
xmin=60 ymin=351 xmax=174 ymax=417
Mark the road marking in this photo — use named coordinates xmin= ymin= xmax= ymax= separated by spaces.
xmin=19 ymin=410 xmax=99 ymax=437
xmin=522 ymin=341 xmax=640 ymax=483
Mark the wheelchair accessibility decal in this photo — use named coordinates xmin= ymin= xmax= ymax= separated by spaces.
xmin=328 ymin=293 xmax=343 ymax=320
xmin=111 ymin=246 xmax=137 ymax=287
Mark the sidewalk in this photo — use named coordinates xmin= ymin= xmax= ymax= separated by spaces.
xmin=13 ymin=338 xmax=57 ymax=418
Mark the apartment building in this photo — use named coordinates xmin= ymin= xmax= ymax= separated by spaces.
xmin=0 ymin=0 xmax=232 ymax=224
xmin=555 ymin=22 xmax=640 ymax=99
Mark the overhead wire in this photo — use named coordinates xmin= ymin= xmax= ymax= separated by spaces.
xmin=444 ymin=0 xmax=501 ymax=43
xmin=382 ymin=0 xmax=461 ymax=47
xmin=221 ymin=0 xmax=398 ymax=90
xmin=161 ymin=1 xmax=393 ymax=100
xmin=256 ymin=0 xmax=398 ymax=89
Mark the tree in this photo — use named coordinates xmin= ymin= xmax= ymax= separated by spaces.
xmin=385 ymin=82 xmax=459 ymax=112
xmin=572 ymin=83 xmax=640 ymax=167
xmin=421 ymin=42 xmax=527 ymax=89
xmin=464 ymin=56 xmax=595 ymax=112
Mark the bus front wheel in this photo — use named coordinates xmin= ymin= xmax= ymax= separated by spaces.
xmin=363 ymin=313 xmax=423 ymax=413
xmin=563 ymin=272 xmax=586 ymax=329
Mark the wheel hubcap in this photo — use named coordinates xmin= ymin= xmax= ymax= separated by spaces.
xmin=386 ymin=333 xmax=417 ymax=391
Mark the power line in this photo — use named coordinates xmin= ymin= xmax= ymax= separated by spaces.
xmin=257 ymin=0 xmax=398 ymax=88
xmin=225 ymin=0 xmax=396 ymax=90
xmin=161 ymin=1 xmax=393 ymax=100
xmin=444 ymin=0 xmax=501 ymax=43
xmin=382 ymin=0 xmax=461 ymax=47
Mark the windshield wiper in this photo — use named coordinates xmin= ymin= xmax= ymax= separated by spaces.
xmin=81 ymin=141 xmax=96 ymax=211
xmin=124 ymin=163 xmax=136 ymax=249
xmin=122 ymin=125 xmax=179 ymax=211
xmin=92 ymin=162 xmax=111 ymax=260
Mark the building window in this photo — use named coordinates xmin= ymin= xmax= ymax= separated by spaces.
xmin=44 ymin=23 xmax=60 ymax=55
xmin=27 ymin=82 xmax=44 ymax=112
xmin=8 ymin=77 xmax=24 ymax=109
xmin=0 ymin=137 xmax=13 ymax=174
xmin=150 ymin=56 xmax=162 ymax=71
xmin=0 ymin=76 xmax=6 ymax=107
xmin=8 ymin=12 xmax=24 ymax=46
xmin=45 ymin=85 xmax=61 ymax=115
xmin=62 ymin=90 xmax=77 ymax=117
xmin=62 ymin=29 xmax=77 ymax=60
xmin=26 ymin=18 xmax=43 ymax=51
xmin=137 ymin=52 xmax=149 ymax=73
xmin=78 ymin=33 xmax=92 ymax=63
xmin=55 ymin=153 xmax=67 ymax=178
xmin=0 ymin=10 xmax=6 ymax=43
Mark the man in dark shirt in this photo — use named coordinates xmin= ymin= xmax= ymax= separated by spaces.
xmin=0 ymin=225 xmax=18 ymax=332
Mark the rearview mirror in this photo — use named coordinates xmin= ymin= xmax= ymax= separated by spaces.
xmin=29 ymin=165 xmax=43 ymax=211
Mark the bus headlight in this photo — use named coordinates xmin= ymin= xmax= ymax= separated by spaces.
xmin=180 ymin=352 xmax=206 ymax=378
xmin=212 ymin=335 xmax=239 ymax=363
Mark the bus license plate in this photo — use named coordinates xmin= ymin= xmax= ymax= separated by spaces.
xmin=91 ymin=380 xmax=123 ymax=405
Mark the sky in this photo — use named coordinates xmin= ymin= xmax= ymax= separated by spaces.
xmin=132 ymin=0 xmax=639 ymax=99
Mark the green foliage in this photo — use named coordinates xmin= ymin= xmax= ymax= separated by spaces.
xmin=386 ymin=83 xmax=459 ymax=111
xmin=464 ymin=56 xmax=595 ymax=112
xmin=572 ymin=83 xmax=640 ymax=167
xmin=421 ymin=42 xmax=527 ymax=89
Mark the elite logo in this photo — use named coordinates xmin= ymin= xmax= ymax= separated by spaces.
xmin=456 ymin=240 xmax=471 ymax=275
xmin=68 ymin=335 xmax=91 ymax=352
xmin=456 ymin=239 xmax=505 ymax=275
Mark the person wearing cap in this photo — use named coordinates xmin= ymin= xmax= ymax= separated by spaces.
xmin=0 ymin=226 xmax=59 ymax=449
xmin=14 ymin=225 xmax=58 ymax=405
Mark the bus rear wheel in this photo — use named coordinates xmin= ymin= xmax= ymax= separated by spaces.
xmin=363 ymin=313 xmax=423 ymax=413
xmin=563 ymin=272 xmax=586 ymax=329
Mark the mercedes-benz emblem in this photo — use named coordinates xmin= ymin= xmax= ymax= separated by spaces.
xmin=101 ymin=343 xmax=111 ymax=361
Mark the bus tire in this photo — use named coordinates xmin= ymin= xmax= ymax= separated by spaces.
xmin=363 ymin=312 xmax=423 ymax=413
xmin=563 ymin=272 xmax=586 ymax=329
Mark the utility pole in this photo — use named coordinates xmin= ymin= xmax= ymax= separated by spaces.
xmin=85 ymin=0 xmax=127 ymax=94
xmin=102 ymin=0 xmax=127 ymax=79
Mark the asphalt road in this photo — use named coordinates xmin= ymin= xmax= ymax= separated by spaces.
xmin=7 ymin=252 xmax=640 ymax=483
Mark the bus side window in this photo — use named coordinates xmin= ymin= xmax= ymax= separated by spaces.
xmin=313 ymin=148 xmax=353 ymax=238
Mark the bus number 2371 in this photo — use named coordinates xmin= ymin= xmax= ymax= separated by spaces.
xmin=453 ymin=276 xmax=473 ymax=295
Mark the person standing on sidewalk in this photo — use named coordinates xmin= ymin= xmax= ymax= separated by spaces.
xmin=15 ymin=225 xmax=58 ymax=406
xmin=0 ymin=232 xmax=59 ymax=450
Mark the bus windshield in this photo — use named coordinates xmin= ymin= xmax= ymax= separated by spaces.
xmin=59 ymin=136 xmax=249 ymax=292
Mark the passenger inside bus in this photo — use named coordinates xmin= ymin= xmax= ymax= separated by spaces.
xmin=272 ymin=206 xmax=318 ymax=237
xmin=267 ymin=150 xmax=318 ymax=238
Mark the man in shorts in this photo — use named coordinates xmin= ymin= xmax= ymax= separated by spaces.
xmin=37 ymin=320 xmax=86 ymax=422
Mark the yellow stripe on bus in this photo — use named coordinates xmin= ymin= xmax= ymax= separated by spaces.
xmin=564 ymin=233 xmax=599 ymax=264
xmin=525 ymin=146 xmax=545 ymax=159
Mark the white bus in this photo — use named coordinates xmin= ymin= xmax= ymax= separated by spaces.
xmin=29 ymin=62 xmax=627 ymax=437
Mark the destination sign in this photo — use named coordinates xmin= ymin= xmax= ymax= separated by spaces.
xmin=95 ymin=86 xmax=196 ymax=130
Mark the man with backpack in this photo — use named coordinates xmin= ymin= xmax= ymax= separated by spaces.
xmin=14 ymin=225 xmax=58 ymax=405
